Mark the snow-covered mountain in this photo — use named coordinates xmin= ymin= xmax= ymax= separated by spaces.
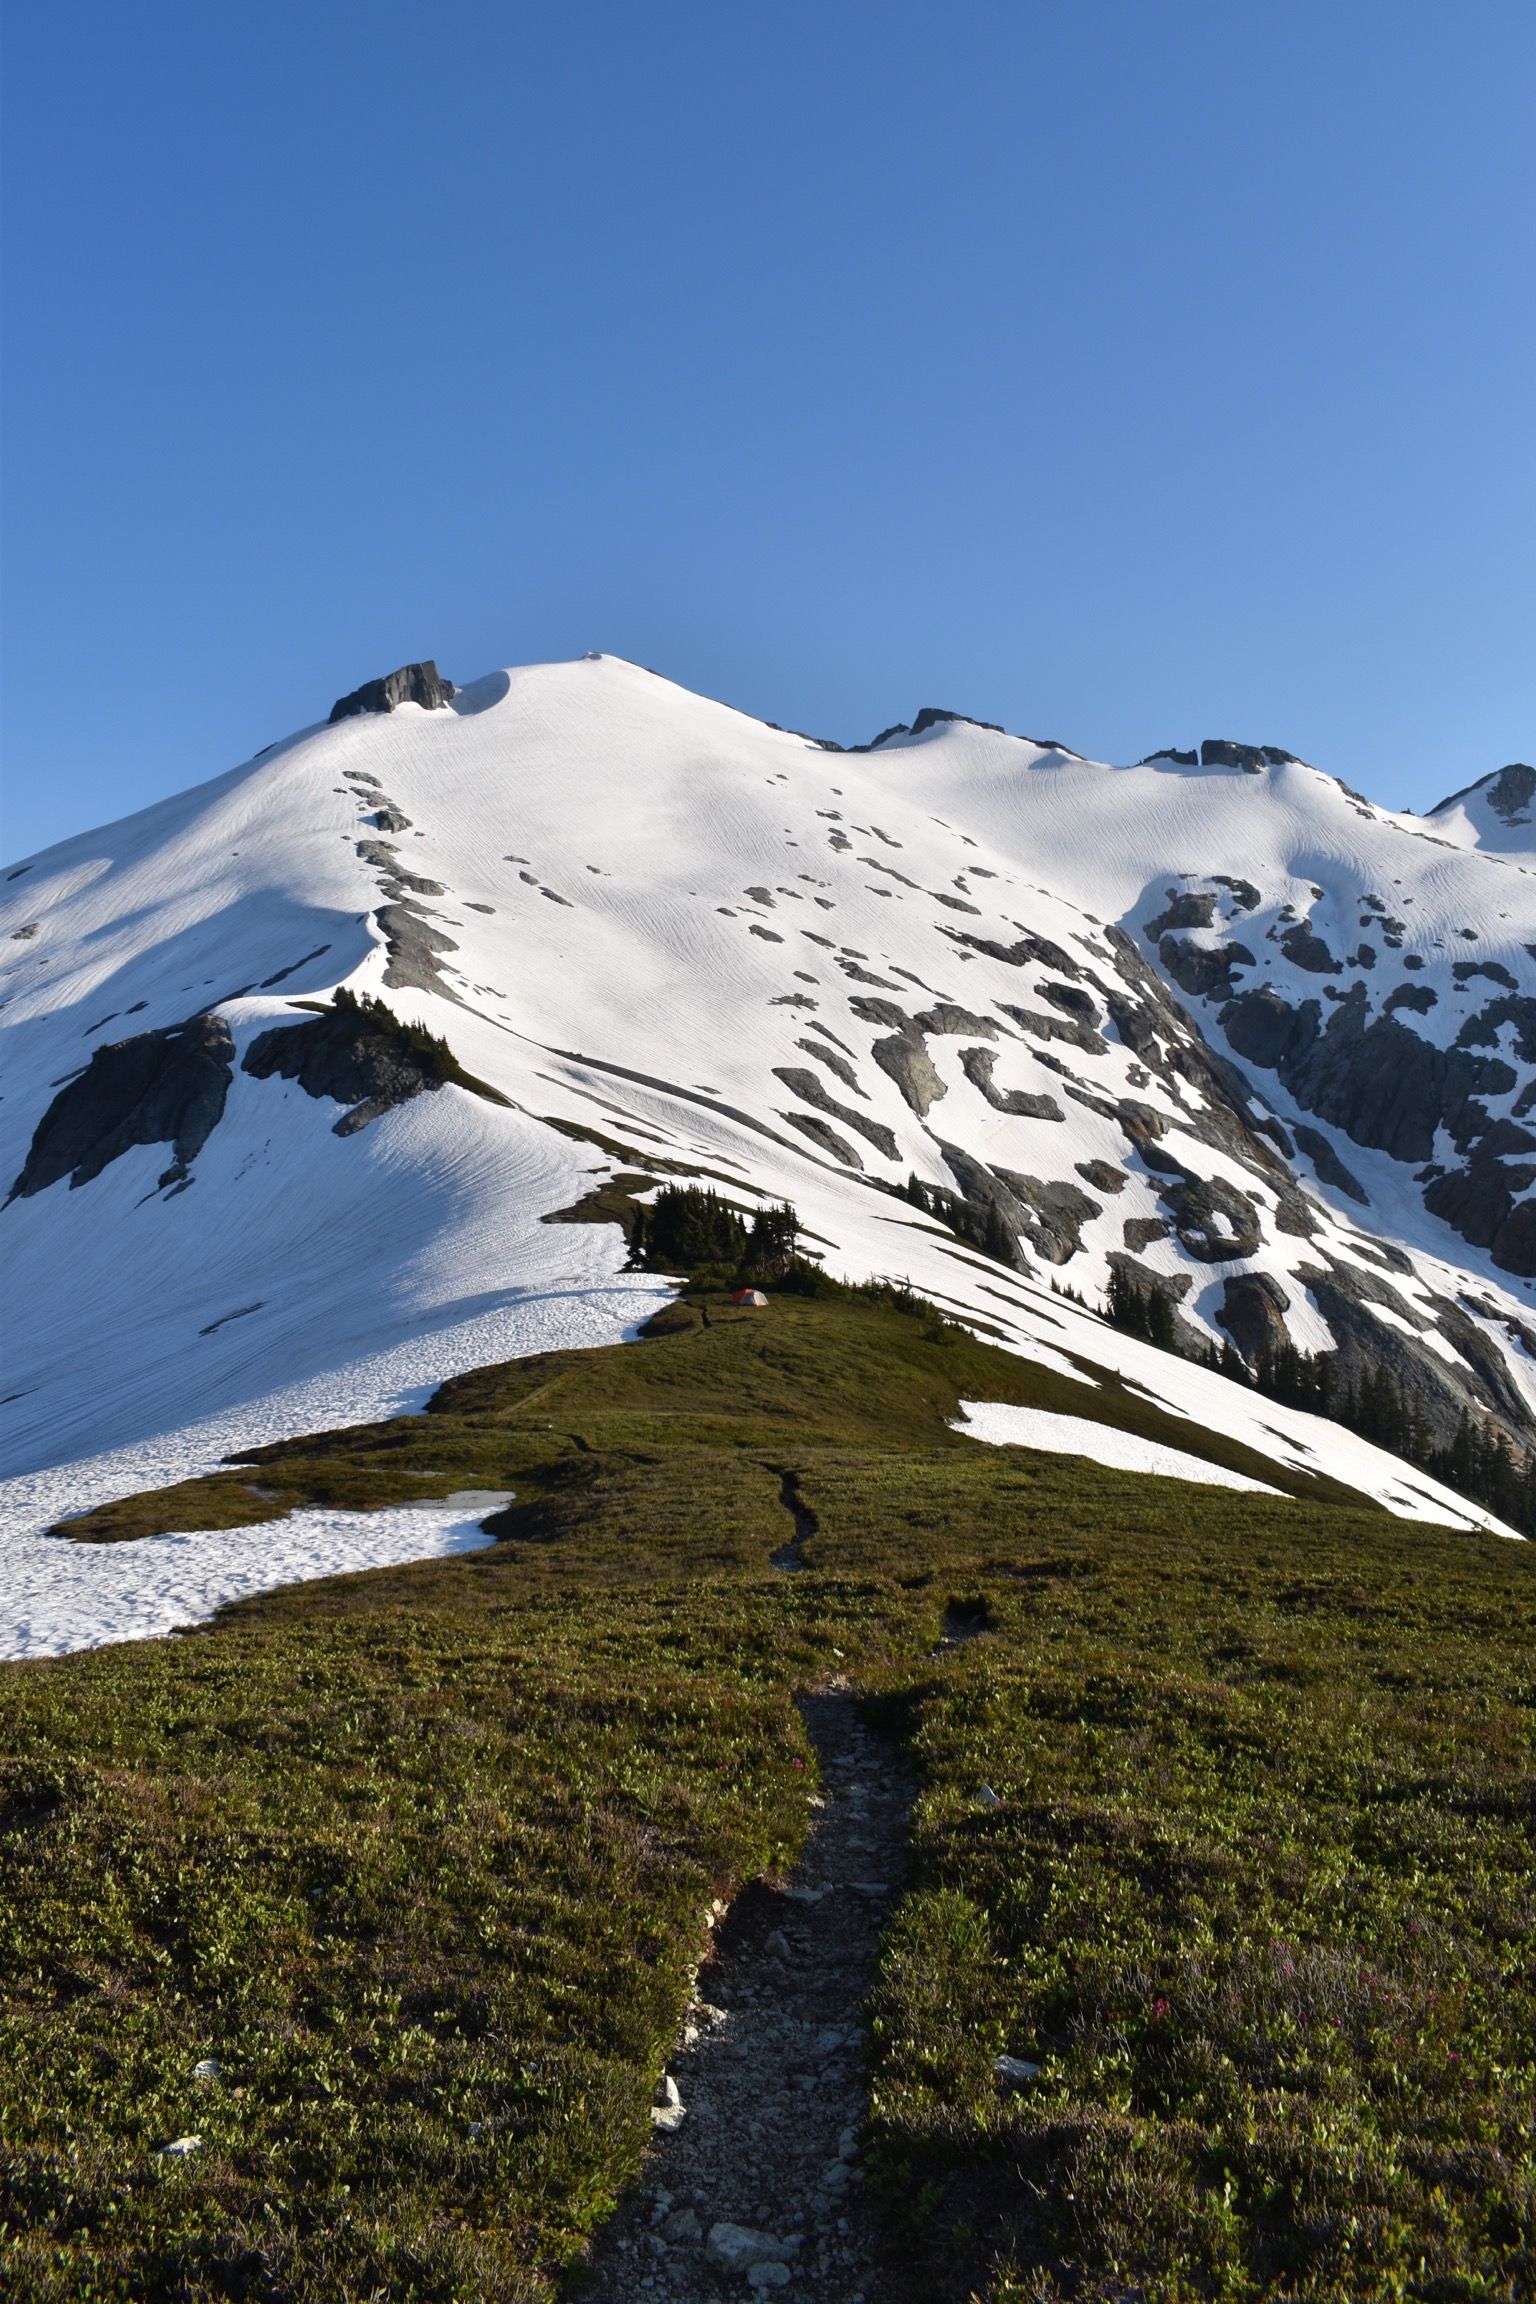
xmin=3 ymin=655 xmax=1533 ymax=1557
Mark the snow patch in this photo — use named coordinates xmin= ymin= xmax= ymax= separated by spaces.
xmin=954 ymin=1400 xmax=1285 ymax=1494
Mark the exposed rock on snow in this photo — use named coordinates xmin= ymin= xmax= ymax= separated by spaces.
xmin=243 ymin=992 xmax=508 ymax=1135
xmin=7 ymin=1012 xmax=234 ymax=1200
xmin=329 ymin=661 xmax=456 ymax=722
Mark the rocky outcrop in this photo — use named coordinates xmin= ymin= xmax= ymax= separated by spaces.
xmin=1423 ymin=1160 xmax=1536 ymax=1278
xmin=1159 ymin=935 xmax=1254 ymax=1000
xmin=242 ymin=990 xmax=507 ymax=1135
xmin=772 ymin=1068 xmax=898 ymax=1160
xmin=376 ymin=900 xmax=463 ymax=1002
xmin=7 ymin=1013 xmax=234 ymax=1200
xmin=1292 ymin=1123 xmax=1369 ymax=1205
xmin=1215 ymin=1273 xmax=1291 ymax=1365
xmin=991 ymin=1167 xmax=1101 ymax=1263
xmin=870 ymin=1030 xmax=946 ymax=1117
xmin=328 ymin=662 xmax=456 ymax=723
xmin=1155 ymin=1171 xmax=1264 ymax=1262
xmin=1431 ymin=762 xmax=1536 ymax=826
xmin=998 ymin=1003 xmax=1108 ymax=1057
xmin=1144 ymin=891 xmax=1217 ymax=939
xmin=1301 ymin=1262 xmax=1530 ymax=1451
xmin=1218 ymin=982 xmax=1515 ymax=1164
xmin=958 ymin=1046 xmax=1064 ymax=1120
xmin=1279 ymin=923 xmax=1341 ymax=975
xmin=1200 ymin=739 xmax=1299 ymax=774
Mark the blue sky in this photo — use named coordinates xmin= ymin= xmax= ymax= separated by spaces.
xmin=3 ymin=0 xmax=1532 ymax=859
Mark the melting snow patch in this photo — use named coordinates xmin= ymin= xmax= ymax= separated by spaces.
xmin=954 ymin=1401 xmax=1284 ymax=1495
xmin=0 ymin=1498 xmax=507 ymax=1663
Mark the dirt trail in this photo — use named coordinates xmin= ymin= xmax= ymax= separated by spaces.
xmin=770 ymin=1471 xmax=818 ymax=1572
xmin=578 ymin=1689 xmax=911 ymax=2301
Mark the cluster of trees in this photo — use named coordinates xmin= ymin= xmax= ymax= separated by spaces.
xmin=1105 ymin=1266 xmax=1179 ymax=1352
xmin=1256 ymin=1348 xmax=1533 ymax=1533
xmin=631 ymin=1186 xmax=801 ymax=1282
xmin=328 ymin=986 xmax=465 ymax=1082
xmin=1103 ymin=1260 xmax=1535 ymax=1536
xmin=897 ymin=1173 xmax=1020 ymax=1268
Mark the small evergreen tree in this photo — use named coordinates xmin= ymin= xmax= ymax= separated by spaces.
xmin=743 ymin=1202 xmax=799 ymax=1280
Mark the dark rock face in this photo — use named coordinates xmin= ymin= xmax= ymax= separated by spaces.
xmin=1155 ymin=1172 xmax=1264 ymax=1262
xmin=868 ymin=1025 xmax=947 ymax=1117
xmin=862 ymin=706 xmax=1008 ymax=750
xmin=1457 ymin=994 xmax=1536 ymax=1064
xmin=1159 ymin=935 xmax=1254 ymax=1001
xmin=1292 ymin=1123 xmax=1370 ymax=1205
xmin=959 ymin=1046 xmax=1064 ymax=1121
xmin=781 ymin=1111 xmax=862 ymax=1167
xmin=1424 ymin=1161 xmax=1536 ymax=1278
xmin=1144 ymin=890 xmax=1217 ymax=939
xmin=990 ymin=1168 xmax=1101 ymax=1264
xmin=772 ymin=1068 xmax=899 ymax=1160
xmin=1301 ymin=1263 xmax=1530 ymax=1451
xmin=242 ymin=994 xmax=505 ymax=1135
xmin=8 ymin=1014 xmax=234 ymax=1199
xmin=1279 ymin=922 xmax=1341 ymax=975
xmin=1218 ymin=982 xmax=1516 ymax=1164
xmin=1142 ymin=747 xmax=1198 ymax=768
xmin=376 ymin=900 xmax=462 ymax=1003
xmin=1484 ymin=762 xmax=1536 ymax=825
xmin=1216 ymin=1273 xmax=1291 ymax=1365
xmin=1431 ymin=761 xmax=1536 ymax=825
xmin=998 ymin=1003 xmax=1108 ymax=1057
xmin=941 ymin=926 xmax=1083 ymax=980
xmin=328 ymin=662 xmax=456 ymax=723
xmin=1200 ymin=739 xmax=1298 ymax=774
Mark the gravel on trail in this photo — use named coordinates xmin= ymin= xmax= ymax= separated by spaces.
xmin=577 ymin=1687 xmax=912 ymax=2302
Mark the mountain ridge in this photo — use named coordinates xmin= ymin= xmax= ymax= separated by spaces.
xmin=2 ymin=653 xmax=1531 ymax=1548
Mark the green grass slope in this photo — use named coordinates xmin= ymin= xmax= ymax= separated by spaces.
xmin=2 ymin=1285 xmax=1532 ymax=2301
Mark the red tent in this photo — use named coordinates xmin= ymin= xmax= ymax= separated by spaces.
xmin=729 ymin=1287 xmax=769 ymax=1307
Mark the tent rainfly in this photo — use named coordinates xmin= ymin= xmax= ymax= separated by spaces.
xmin=730 ymin=1287 xmax=769 ymax=1307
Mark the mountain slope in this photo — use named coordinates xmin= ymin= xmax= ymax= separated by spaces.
xmin=2 ymin=655 xmax=1532 ymax=1554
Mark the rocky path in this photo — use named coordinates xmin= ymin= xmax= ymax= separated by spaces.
xmin=577 ymin=1689 xmax=912 ymax=2301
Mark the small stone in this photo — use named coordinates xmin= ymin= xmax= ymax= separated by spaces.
xmin=748 ymin=2265 xmax=792 ymax=2291
xmin=706 ymin=2222 xmax=789 ymax=2274
xmin=192 ymin=2058 xmax=221 ymax=2083
xmin=157 ymin=2134 xmax=202 ymax=2158
xmin=977 ymin=1783 xmax=1002 ymax=1807
xmin=819 ymin=2159 xmax=851 ymax=2191
xmin=663 ymin=2206 xmax=702 ymax=2243
xmin=838 ymin=2125 xmax=858 ymax=2160
xmin=764 ymin=1930 xmax=793 ymax=1959
xmin=993 ymin=2054 xmax=1042 ymax=2087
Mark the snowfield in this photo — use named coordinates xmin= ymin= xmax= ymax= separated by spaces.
xmin=2 ymin=654 xmax=1530 ymax=1654
xmin=953 ymin=1402 xmax=1285 ymax=1493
